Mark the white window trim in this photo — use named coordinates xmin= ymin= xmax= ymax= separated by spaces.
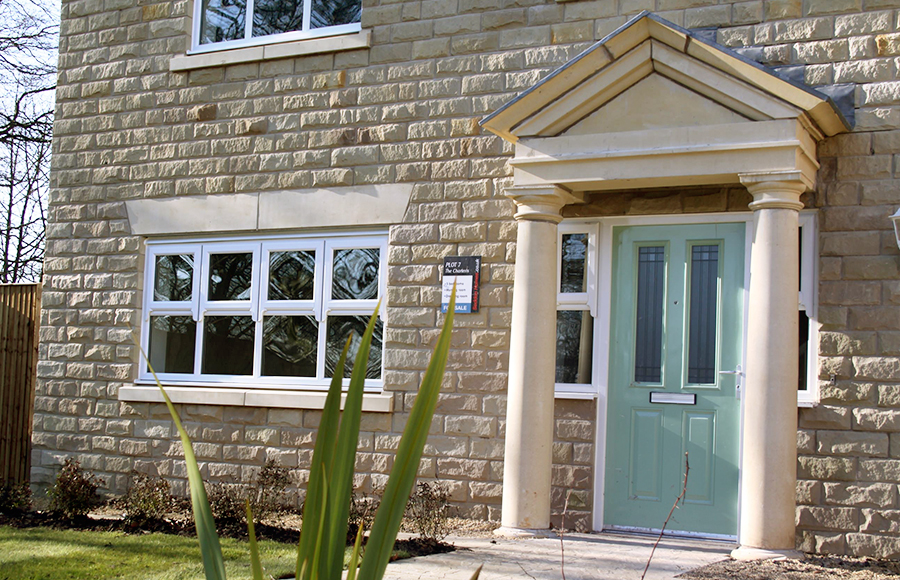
xmin=797 ymin=211 xmax=820 ymax=407
xmin=555 ymin=221 xmax=600 ymax=398
xmin=137 ymin=231 xmax=387 ymax=393
xmin=190 ymin=0 xmax=362 ymax=55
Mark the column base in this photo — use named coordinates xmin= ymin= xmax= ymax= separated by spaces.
xmin=493 ymin=526 xmax=557 ymax=539
xmin=731 ymin=547 xmax=803 ymax=561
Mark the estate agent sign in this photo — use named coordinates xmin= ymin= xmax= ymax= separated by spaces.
xmin=441 ymin=256 xmax=481 ymax=313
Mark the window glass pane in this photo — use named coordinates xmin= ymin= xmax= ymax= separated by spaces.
xmin=209 ymin=253 xmax=253 ymax=301
xmin=798 ymin=310 xmax=810 ymax=391
xmin=310 ymin=0 xmax=361 ymax=29
xmin=149 ymin=316 xmax=196 ymax=374
xmin=202 ymin=316 xmax=254 ymax=375
xmin=687 ymin=245 xmax=719 ymax=384
xmin=332 ymin=248 xmax=379 ymax=300
xmin=560 ymin=234 xmax=588 ymax=293
xmin=325 ymin=316 xmax=382 ymax=379
xmin=556 ymin=310 xmax=593 ymax=384
xmin=154 ymin=255 xmax=193 ymax=302
xmin=268 ymin=250 xmax=315 ymax=301
xmin=262 ymin=315 xmax=318 ymax=377
xmin=253 ymin=0 xmax=304 ymax=37
xmin=200 ymin=0 xmax=246 ymax=44
xmin=634 ymin=246 xmax=665 ymax=383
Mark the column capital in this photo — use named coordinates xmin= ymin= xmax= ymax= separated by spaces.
xmin=505 ymin=185 xmax=584 ymax=224
xmin=739 ymin=171 xmax=810 ymax=212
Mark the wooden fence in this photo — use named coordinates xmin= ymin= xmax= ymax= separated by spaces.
xmin=0 ymin=283 xmax=41 ymax=485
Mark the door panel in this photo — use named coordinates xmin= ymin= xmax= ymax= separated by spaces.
xmin=604 ymin=223 xmax=744 ymax=536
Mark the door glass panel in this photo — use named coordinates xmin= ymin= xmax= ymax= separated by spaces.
xmin=268 ymin=250 xmax=316 ymax=301
xmin=687 ymin=245 xmax=719 ymax=384
xmin=560 ymin=233 xmax=588 ymax=293
xmin=556 ymin=310 xmax=593 ymax=384
xmin=209 ymin=253 xmax=253 ymax=301
xmin=149 ymin=316 xmax=196 ymax=374
xmin=325 ymin=315 xmax=383 ymax=379
xmin=332 ymin=248 xmax=379 ymax=300
xmin=634 ymin=246 xmax=666 ymax=383
xmin=202 ymin=316 xmax=254 ymax=375
xmin=154 ymin=255 xmax=193 ymax=302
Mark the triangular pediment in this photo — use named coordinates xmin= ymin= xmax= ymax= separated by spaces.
xmin=481 ymin=12 xmax=848 ymax=142
xmin=565 ymin=73 xmax=749 ymax=135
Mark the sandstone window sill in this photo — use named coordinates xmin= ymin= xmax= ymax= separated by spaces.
xmin=169 ymin=30 xmax=371 ymax=72
xmin=118 ymin=385 xmax=393 ymax=413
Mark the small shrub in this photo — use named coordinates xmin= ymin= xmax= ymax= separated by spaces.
xmin=348 ymin=485 xmax=382 ymax=541
xmin=48 ymin=458 xmax=103 ymax=519
xmin=250 ymin=460 xmax=291 ymax=520
xmin=404 ymin=481 xmax=452 ymax=541
xmin=0 ymin=481 xmax=33 ymax=515
xmin=123 ymin=473 xmax=172 ymax=526
xmin=206 ymin=481 xmax=248 ymax=530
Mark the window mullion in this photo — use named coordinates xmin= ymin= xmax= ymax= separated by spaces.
xmin=303 ymin=0 xmax=312 ymax=33
xmin=245 ymin=0 xmax=255 ymax=40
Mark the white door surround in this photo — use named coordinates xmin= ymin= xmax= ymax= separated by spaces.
xmin=482 ymin=11 xmax=848 ymax=556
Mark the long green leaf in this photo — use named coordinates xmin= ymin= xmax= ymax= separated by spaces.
xmin=322 ymin=304 xmax=380 ymax=580
xmin=357 ymin=291 xmax=456 ymax=580
xmin=245 ymin=499 xmax=264 ymax=580
xmin=142 ymin=356 xmax=227 ymax=580
xmin=347 ymin=521 xmax=365 ymax=580
xmin=296 ymin=338 xmax=349 ymax=580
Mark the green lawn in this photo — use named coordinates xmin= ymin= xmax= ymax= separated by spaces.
xmin=0 ymin=525 xmax=298 ymax=580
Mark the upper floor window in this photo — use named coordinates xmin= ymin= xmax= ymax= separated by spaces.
xmin=140 ymin=233 xmax=386 ymax=390
xmin=193 ymin=0 xmax=362 ymax=53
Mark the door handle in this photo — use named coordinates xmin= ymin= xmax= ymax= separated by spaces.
xmin=719 ymin=364 xmax=742 ymax=391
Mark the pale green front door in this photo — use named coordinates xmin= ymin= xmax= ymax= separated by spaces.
xmin=604 ymin=223 xmax=744 ymax=536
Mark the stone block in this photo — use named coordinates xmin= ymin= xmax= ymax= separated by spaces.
xmin=854 ymin=408 xmax=900 ymax=432
xmin=799 ymin=456 xmax=857 ymax=481
xmin=858 ymin=458 xmax=900 ymax=481
xmin=818 ymin=430 xmax=889 ymax=457
xmin=846 ymin=533 xmax=900 ymax=558
xmin=796 ymin=506 xmax=859 ymax=531
xmin=826 ymin=481 xmax=897 ymax=508
xmin=799 ymin=405 xmax=852 ymax=430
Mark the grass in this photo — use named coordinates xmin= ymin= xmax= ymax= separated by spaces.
xmin=0 ymin=525 xmax=298 ymax=580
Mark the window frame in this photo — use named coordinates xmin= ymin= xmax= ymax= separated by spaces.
xmin=190 ymin=0 xmax=363 ymax=54
xmin=139 ymin=232 xmax=387 ymax=391
xmin=554 ymin=222 xmax=599 ymax=398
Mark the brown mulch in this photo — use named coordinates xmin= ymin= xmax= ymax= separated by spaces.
xmin=680 ymin=555 xmax=900 ymax=579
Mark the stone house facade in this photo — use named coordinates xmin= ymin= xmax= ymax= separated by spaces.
xmin=34 ymin=0 xmax=900 ymax=558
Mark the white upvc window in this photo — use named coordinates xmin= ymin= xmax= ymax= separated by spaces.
xmin=554 ymin=222 xmax=599 ymax=398
xmin=140 ymin=233 xmax=386 ymax=391
xmin=192 ymin=0 xmax=362 ymax=53
xmin=798 ymin=211 xmax=819 ymax=406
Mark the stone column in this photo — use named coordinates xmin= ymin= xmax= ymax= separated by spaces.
xmin=733 ymin=171 xmax=809 ymax=560
xmin=497 ymin=185 xmax=581 ymax=536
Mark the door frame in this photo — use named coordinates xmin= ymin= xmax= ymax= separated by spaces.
xmin=589 ymin=212 xmax=755 ymax=539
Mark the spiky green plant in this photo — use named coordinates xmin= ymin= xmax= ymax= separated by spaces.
xmin=148 ymin=291 xmax=478 ymax=580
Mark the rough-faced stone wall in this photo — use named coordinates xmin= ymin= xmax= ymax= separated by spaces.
xmin=36 ymin=0 xmax=900 ymax=554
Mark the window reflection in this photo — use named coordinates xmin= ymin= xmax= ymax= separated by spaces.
xmin=556 ymin=310 xmax=593 ymax=384
xmin=311 ymin=0 xmax=361 ymax=29
xmin=269 ymin=250 xmax=316 ymax=301
xmin=209 ymin=253 xmax=253 ymax=301
xmin=154 ymin=255 xmax=193 ymax=302
xmin=253 ymin=0 xmax=304 ymax=37
xmin=200 ymin=0 xmax=246 ymax=44
xmin=332 ymin=248 xmax=379 ymax=300
xmin=325 ymin=316 xmax=382 ymax=379
xmin=202 ymin=316 xmax=255 ymax=375
xmin=263 ymin=315 xmax=318 ymax=377
xmin=149 ymin=316 xmax=196 ymax=374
